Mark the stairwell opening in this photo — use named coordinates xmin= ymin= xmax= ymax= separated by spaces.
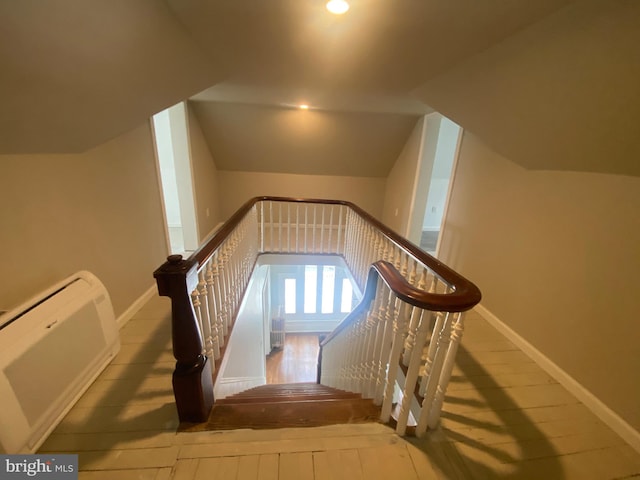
xmin=214 ymin=254 xmax=361 ymax=400
xmin=184 ymin=254 xmax=382 ymax=432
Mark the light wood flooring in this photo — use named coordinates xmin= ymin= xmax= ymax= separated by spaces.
xmin=266 ymin=334 xmax=320 ymax=384
xmin=39 ymin=294 xmax=640 ymax=479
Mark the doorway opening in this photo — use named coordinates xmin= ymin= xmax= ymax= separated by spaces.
xmin=408 ymin=114 xmax=462 ymax=256
xmin=151 ymin=102 xmax=199 ymax=256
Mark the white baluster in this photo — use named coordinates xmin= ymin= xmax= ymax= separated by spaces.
xmin=416 ymin=311 xmax=453 ymax=437
xmin=408 ymin=260 xmax=418 ymax=287
xmin=427 ymin=313 xmax=465 ymax=429
xmin=380 ymin=300 xmax=409 ymax=423
xmin=402 ymin=269 xmax=428 ymax=366
xmin=337 ymin=205 xmax=344 ymax=254
xmin=190 ymin=287 xmax=206 ymax=355
xmin=304 ymin=204 xmax=308 ymax=253
xmin=360 ymin=302 xmax=382 ymax=398
xmin=374 ymin=289 xmax=395 ymax=405
xmin=277 ymin=202 xmax=282 ymax=253
xmin=419 ymin=310 xmax=444 ymax=396
xmin=205 ymin=261 xmax=221 ymax=360
xmin=197 ymin=277 xmax=214 ymax=365
xmin=268 ymin=201 xmax=273 ymax=252
xmin=216 ymin=250 xmax=229 ymax=337
xmin=259 ymin=201 xmax=265 ymax=253
xmin=396 ymin=309 xmax=432 ymax=435
xmin=328 ymin=205 xmax=334 ymax=253
xmin=287 ymin=203 xmax=291 ymax=253
xmin=312 ymin=204 xmax=317 ymax=253
xmin=399 ymin=251 xmax=409 ymax=281
xmin=295 ymin=204 xmax=300 ymax=252
xmin=320 ymin=205 xmax=325 ymax=254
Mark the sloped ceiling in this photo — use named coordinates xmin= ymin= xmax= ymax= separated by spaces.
xmin=169 ymin=0 xmax=574 ymax=176
xmin=9 ymin=0 xmax=635 ymax=180
xmin=414 ymin=0 xmax=640 ymax=177
xmin=0 ymin=0 xmax=219 ymax=153
xmin=190 ymin=101 xmax=419 ymax=177
xmin=166 ymin=0 xmax=572 ymax=95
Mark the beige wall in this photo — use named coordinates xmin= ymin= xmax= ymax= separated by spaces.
xmin=216 ymin=171 xmax=386 ymax=220
xmin=440 ymin=132 xmax=640 ymax=431
xmin=381 ymin=117 xmax=425 ymax=235
xmin=187 ymin=105 xmax=222 ymax=241
xmin=0 ymin=123 xmax=167 ymax=317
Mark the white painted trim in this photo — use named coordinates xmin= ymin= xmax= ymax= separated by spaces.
xmin=474 ymin=303 xmax=640 ymax=454
xmin=434 ymin=126 xmax=464 ymax=258
xmin=149 ymin=118 xmax=172 ymax=258
xmin=116 ymin=284 xmax=157 ymax=329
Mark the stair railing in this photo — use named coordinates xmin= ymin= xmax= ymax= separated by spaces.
xmin=154 ymin=197 xmax=481 ymax=429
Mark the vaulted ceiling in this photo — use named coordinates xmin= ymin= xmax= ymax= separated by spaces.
xmin=1 ymin=0 xmax=638 ymax=177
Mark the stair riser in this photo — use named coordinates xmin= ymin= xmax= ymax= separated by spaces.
xmin=217 ymin=394 xmax=361 ymax=404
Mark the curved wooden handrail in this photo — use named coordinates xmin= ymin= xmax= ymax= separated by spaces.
xmin=320 ymin=259 xmax=480 ymax=347
xmin=188 ymin=196 xmax=481 ymax=310
xmin=319 ymin=262 xmax=381 ymax=347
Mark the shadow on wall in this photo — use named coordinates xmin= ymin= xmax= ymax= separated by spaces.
xmin=408 ymin=344 xmax=563 ymax=478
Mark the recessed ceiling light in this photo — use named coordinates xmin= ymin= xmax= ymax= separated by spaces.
xmin=299 ymin=104 xmax=310 ymax=110
xmin=326 ymin=0 xmax=349 ymax=15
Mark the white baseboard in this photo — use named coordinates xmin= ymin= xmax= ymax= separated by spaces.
xmin=474 ymin=303 xmax=640 ymax=454
xmin=116 ymin=284 xmax=157 ymax=329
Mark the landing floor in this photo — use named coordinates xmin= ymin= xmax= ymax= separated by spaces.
xmin=39 ymin=295 xmax=640 ymax=479
xmin=266 ymin=333 xmax=320 ymax=384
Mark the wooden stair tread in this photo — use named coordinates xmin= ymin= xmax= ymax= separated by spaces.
xmin=181 ymin=382 xmax=382 ymax=432
xmin=193 ymin=398 xmax=382 ymax=431
xmin=222 ymin=383 xmax=357 ymax=400
xmin=216 ymin=392 xmax=360 ymax=404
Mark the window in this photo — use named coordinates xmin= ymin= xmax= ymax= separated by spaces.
xmin=303 ymin=266 xmax=317 ymax=313
xmin=284 ymin=278 xmax=296 ymax=314
xmin=321 ymin=266 xmax=335 ymax=313
xmin=277 ymin=263 xmax=357 ymax=319
xmin=340 ymin=278 xmax=353 ymax=313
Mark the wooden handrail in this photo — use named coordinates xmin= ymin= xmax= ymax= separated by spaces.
xmin=319 ymin=257 xmax=482 ymax=347
xmin=319 ymin=262 xmax=381 ymax=347
xmin=189 ymin=196 xmax=480 ymax=311
xmin=189 ymin=196 xmax=347 ymax=266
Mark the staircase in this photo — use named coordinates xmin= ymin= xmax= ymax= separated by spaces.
xmin=198 ymin=383 xmax=382 ymax=431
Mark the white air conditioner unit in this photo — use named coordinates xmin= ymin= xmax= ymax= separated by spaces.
xmin=0 ymin=271 xmax=120 ymax=453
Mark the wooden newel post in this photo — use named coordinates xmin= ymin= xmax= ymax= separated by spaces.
xmin=154 ymin=254 xmax=214 ymax=423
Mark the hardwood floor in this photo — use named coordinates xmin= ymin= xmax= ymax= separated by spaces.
xmin=266 ymin=333 xmax=320 ymax=384
xmin=38 ymin=295 xmax=640 ymax=479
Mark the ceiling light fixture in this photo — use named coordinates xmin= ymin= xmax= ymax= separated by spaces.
xmin=326 ymin=0 xmax=349 ymax=15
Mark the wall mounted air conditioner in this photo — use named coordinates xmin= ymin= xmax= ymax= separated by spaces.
xmin=0 ymin=271 xmax=120 ymax=453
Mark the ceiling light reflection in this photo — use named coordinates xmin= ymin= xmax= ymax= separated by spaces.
xmin=326 ymin=0 xmax=349 ymax=15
